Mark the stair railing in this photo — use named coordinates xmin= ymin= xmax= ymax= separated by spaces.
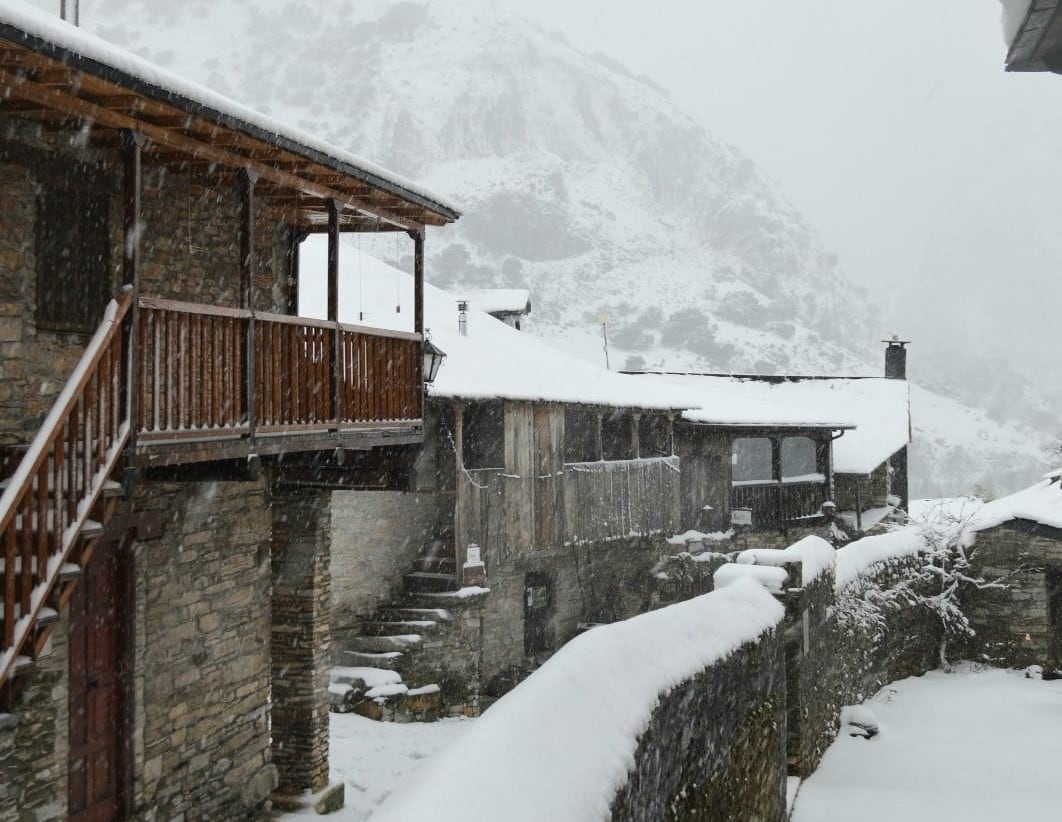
xmin=0 ymin=289 xmax=133 ymax=687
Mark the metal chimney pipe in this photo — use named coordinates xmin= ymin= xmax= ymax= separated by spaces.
xmin=882 ymin=335 xmax=910 ymax=380
xmin=457 ymin=300 xmax=468 ymax=336
xmin=60 ymin=1 xmax=80 ymax=25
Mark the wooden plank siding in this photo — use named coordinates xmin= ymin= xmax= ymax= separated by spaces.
xmin=458 ymin=456 xmax=681 ymax=567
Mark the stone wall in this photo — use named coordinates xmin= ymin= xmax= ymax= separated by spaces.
xmin=962 ymin=522 xmax=1062 ymax=668
xmin=0 ymin=120 xmax=292 ymax=443
xmin=129 ymin=479 xmax=276 ymax=820
xmin=0 ymin=613 xmax=69 ymax=822
xmin=835 ymin=461 xmax=890 ymax=512
xmin=479 ymin=537 xmax=666 ymax=692
xmin=330 ymin=490 xmax=447 ymax=637
xmin=271 ymin=488 xmax=334 ymax=796
xmin=782 ymin=555 xmax=940 ymax=777
xmin=609 ymin=630 xmax=786 ymax=822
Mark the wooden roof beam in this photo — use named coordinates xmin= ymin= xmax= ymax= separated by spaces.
xmin=0 ymin=67 xmax=423 ymax=230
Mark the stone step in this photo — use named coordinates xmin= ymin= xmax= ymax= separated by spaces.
xmin=346 ymin=634 xmax=424 ymax=654
xmin=413 ymin=556 xmax=457 ymax=574
xmin=375 ymin=606 xmax=454 ymax=623
xmin=340 ymin=650 xmax=403 ymax=670
xmin=360 ymin=620 xmax=440 ymax=637
xmin=403 ymin=587 xmax=490 ymax=609
xmin=403 ymin=572 xmax=459 ymax=594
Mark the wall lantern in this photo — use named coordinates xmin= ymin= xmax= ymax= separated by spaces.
xmin=423 ymin=335 xmax=446 ymax=385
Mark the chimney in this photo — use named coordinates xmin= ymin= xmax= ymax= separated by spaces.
xmin=457 ymin=300 xmax=468 ymax=336
xmin=883 ymin=335 xmax=909 ymax=380
xmin=60 ymin=1 xmax=79 ymax=25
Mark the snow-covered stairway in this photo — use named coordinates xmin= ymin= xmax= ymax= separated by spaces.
xmin=0 ymin=292 xmax=133 ymax=703
xmin=336 ymin=547 xmax=488 ymax=718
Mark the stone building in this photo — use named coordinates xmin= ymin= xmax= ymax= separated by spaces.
xmin=325 ymin=282 xmax=914 ymax=713
xmin=0 ymin=6 xmax=458 ymax=820
xmin=963 ymin=469 xmax=1062 ymax=670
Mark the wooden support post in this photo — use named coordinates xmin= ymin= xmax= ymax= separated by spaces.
xmin=240 ymin=168 xmax=258 ymax=444
xmin=772 ymin=436 xmax=786 ymax=536
xmin=818 ymin=436 xmax=833 ymax=507
xmin=631 ymin=412 xmax=641 ymax=459
xmin=595 ymin=412 xmax=605 ymax=461
xmin=122 ymin=130 xmax=145 ymax=489
xmin=286 ymin=228 xmax=308 ymax=316
xmin=327 ymin=200 xmax=341 ymax=426
xmin=411 ymin=229 xmax=426 ymax=419
xmin=666 ymin=413 xmax=676 ymax=456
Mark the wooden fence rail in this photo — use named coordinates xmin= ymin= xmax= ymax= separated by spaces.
xmin=731 ymin=478 xmax=827 ymax=530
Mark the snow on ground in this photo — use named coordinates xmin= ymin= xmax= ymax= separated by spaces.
xmin=285 ymin=713 xmax=473 ymax=821
xmin=791 ymin=668 xmax=1062 ymax=822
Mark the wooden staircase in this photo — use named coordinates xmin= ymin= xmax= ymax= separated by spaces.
xmin=0 ymin=291 xmax=133 ymax=704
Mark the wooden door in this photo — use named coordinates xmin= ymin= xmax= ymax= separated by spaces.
xmin=69 ymin=538 xmax=129 ymax=822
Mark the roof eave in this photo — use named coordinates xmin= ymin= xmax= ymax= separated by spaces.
xmin=0 ymin=20 xmax=461 ymax=224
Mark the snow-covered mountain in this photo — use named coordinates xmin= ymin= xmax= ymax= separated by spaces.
xmin=79 ymin=0 xmax=1053 ymax=497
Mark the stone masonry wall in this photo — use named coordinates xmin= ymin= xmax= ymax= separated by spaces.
xmin=330 ymin=490 xmax=447 ymax=638
xmin=271 ymin=488 xmax=333 ymax=796
xmin=479 ymin=537 xmax=665 ymax=691
xmin=609 ymin=629 xmax=787 ymax=822
xmin=0 ymin=121 xmax=292 ymax=444
xmin=129 ymin=479 xmax=275 ymax=820
xmin=0 ymin=612 xmax=69 ymax=822
xmin=962 ymin=523 xmax=1062 ymax=668
xmin=785 ymin=556 xmax=940 ymax=777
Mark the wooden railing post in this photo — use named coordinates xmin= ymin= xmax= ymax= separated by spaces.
xmin=328 ymin=200 xmax=341 ymax=427
xmin=122 ymin=130 xmax=145 ymax=489
xmin=411 ymin=228 xmax=425 ymax=420
xmin=240 ymin=168 xmax=258 ymax=445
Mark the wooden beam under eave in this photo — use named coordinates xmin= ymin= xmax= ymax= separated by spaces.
xmin=0 ymin=67 xmax=425 ymax=231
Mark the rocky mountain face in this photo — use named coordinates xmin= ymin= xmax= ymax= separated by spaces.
xmin=82 ymin=0 xmax=1052 ymax=497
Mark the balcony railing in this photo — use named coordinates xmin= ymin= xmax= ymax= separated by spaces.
xmin=135 ymin=297 xmax=421 ymax=454
xmin=731 ymin=474 xmax=827 ymax=531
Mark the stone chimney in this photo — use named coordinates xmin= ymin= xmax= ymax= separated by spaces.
xmin=883 ymin=335 xmax=910 ymax=380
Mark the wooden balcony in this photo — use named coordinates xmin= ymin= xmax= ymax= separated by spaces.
xmin=133 ymin=297 xmax=423 ymax=466
xmin=731 ymin=475 xmax=828 ymax=532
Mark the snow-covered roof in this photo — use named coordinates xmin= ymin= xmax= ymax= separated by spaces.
xmin=634 ymin=374 xmax=909 ymax=476
xmin=0 ymin=0 xmax=459 ymax=220
xmin=455 ymin=289 xmax=532 ymax=316
xmin=299 ymin=241 xmax=694 ymax=411
xmin=971 ymin=469 xmax=1062 ymax=533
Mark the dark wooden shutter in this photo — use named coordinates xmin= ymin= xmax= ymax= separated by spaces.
xmin=36 ymin=160 xmax=111 ymax=334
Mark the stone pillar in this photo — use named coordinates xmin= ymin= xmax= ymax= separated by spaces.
xmin=271 ymin=488 xmax=333 ymax=796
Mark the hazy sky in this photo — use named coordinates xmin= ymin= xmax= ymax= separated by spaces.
xmin=494 ymin=0 xmax=1061 ymax=383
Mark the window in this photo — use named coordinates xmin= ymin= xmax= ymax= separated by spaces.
xmin=781 ymin=437 xmax=817 ymax=480
xmin=36 ymin=160 xmax=111 ymax=334
xmin=732 ymin=437 xmax=772 ymax=482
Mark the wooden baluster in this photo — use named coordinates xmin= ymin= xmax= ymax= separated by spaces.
xmin=53 ymin=435 xmax=64 ymax=554
xmin=271 ymin=323 xmax=282 ymax=426
xmin=35 ymin=466 xmax=48 ymax=587
xmin=83 ymin=378 xmax=93 ymax=495
xmin=188 ymin=314 xmax=199 ymax=430
xmin=19 ymin=496 xmax=31 ymax=615
xmin=4 ymin=526 xmax=14 ymax=645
